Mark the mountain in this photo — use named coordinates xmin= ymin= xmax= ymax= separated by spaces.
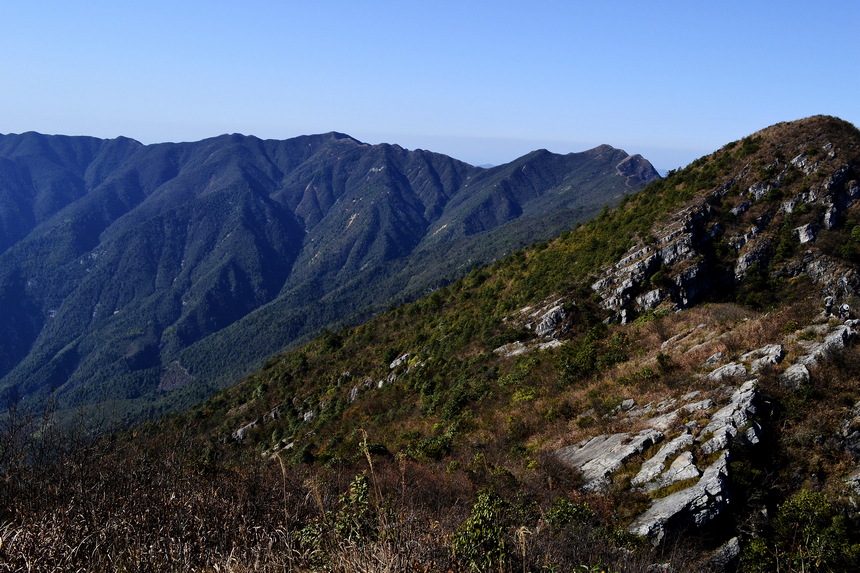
xmin=4 ymin=115 xmax=860 ymax=571
xmin=0 ymin=131 xmax=658 ymax=417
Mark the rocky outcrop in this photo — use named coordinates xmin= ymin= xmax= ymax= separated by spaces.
xmin=781 ymin=363 xmax=810 ymax=389
xmin=628 ymin=452 xmax=731 ymax=544
xmin=535 ymin=305 xmax=567 ymax=336
xmin=632 ymin=432 xmax=695 ymax=487
xmin=590 ymin=139 xmax=859 ymax=323
xmin=555 ymin=377 xmax=762 ymax=544
xmin=707 ymin=362 xmax=747 ymax=381
xmin=494 ymin=297 xmax=572 ymax=357
xmin=741 ymin=344 xmax=784 ymax=373
xmin=557 ymin=429 xmax=664 ymax=492
xmin=591 ymin=203 xmax=713 ymax=319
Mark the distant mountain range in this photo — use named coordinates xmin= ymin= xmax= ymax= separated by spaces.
xmin=0 ymin=130 xmax=658 ymax=418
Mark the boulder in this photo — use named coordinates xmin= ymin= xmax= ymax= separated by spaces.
xmin=707 ymin=362 xmax=747 ymax=381
xmin=730 ymin=201 xmax=749 ymax=216
xmin=232 ymin=420 xmax=258 ymax=441
xmin=557 ymin=429 xmax=664 ymax=491
xmin=701 ymin=380 xmax=758 ymax=437
xmin=632 ymin=432 xmax=695 ymax=486
xmin=781 ymin=363 xmax=810 ymax=389
xmin=741 ymin=344 xmax=785 ymax=373
xmin=681 ymin=399 xmax=715 ymax=414
xmin=636 ymin=289 xmax=665 ymax=311
xmin=795 ymin=223 xmax=816 ymax=244
xmin=657 ymin=451 xmax=701 ymax=487
xmin=628 ymin=451 xmax=731 ymax=544
xmin=710 ymin=537 xmax=741 ymax=570
xmin=389 ymin=353 xmax=411 ymax=369
xmin=535 ymin=305 xmax=566 ymax=336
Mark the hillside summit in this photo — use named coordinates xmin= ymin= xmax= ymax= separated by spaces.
xmin=3 ymin=116 xmax=860 ymax=572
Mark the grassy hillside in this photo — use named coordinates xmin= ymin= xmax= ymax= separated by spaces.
xmin=2 ymin=116 xmax=860 ymax=572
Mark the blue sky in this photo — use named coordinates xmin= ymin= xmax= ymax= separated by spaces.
xmin=2 ymin=1 xmax=857 ymax=170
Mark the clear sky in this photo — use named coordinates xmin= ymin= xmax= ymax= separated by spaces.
xmin=2 ymin=1 xmax=857 ymax=171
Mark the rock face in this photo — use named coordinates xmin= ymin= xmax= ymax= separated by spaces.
xmin=556 ymin=378 xmax=761 ymax=544
xmin=557 ymin=429 xmax=664 ymax=492
xmin=589 ymin=126 xmax=860 ymax=323
xmin=628 ymin=451 xmax=731 ymax=544
xmin=591 ymin=203 xmax=713 ymax=319
xmin=553 ymin=312 xmax=859 ymax=546
xmin=494 ymin=297 xmax=573 ymax=357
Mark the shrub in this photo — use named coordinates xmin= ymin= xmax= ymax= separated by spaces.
xmin=742 ymin=490 xmax=860 ymax=572
xmin=453 ymin=488 xmax=509 ymax=572
xmin=545 ymin=498 xmax=595 ymax=532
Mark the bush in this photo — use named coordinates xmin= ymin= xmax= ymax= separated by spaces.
xmin=453 ymin=488 xmax=509 ymax=572
xmin=742 ymin=490 xmax=860 ymax=572
xmin=545 ymin=498 xmax=595 ymax=532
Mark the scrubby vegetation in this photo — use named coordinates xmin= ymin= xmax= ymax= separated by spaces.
xmin=2 ymin=116 xmax=860 ymax=571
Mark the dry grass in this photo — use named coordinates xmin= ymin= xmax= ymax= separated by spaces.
xmin=0 ymin=421 xmax=724 ymax=573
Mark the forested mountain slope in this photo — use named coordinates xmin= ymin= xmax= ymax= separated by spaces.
xmin=4 ymin=115 xmax=860 ymax=572
xmin=0 ymin=131 xmax=657 ymax=417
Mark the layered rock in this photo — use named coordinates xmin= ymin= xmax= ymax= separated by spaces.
xmin=556 ymin=378 xmax=762 ymax=544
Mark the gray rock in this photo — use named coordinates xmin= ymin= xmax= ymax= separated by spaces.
xmin=742 ymin=344 xmax=785 ymax=373
xmin=837 ymin=401 xmax=860 ymax=458
xmin=389 ymin=353 xmax=411 ymax=369
xmin=823 ymin=204 xmax=838 ymax=229
xmin=824 ymin=324 xmax=855 ymax=351
xmin=730 ymin=201 xmax=749 ymax=216
xmin=747 ymin=182 xmax=771 ymax=201
xmin=796 ymin=223 xmax=816 ymax=244
xmin=636 ymin=289 xmax=665 ymax=311
xmin=232 ymin=420 xmax=259 ymax=441
xmin=632 ymin=432 xmax=695 ymax=486
xmin=658 ymin=451 xmax=701 ymax=487
xmin=538 ymin=339 xmax=563 ymax=351
xmin=743 ymin=421 xmax=762 ymax=446
xmin=781 ymin=363 xmax=810 ymax=389
xmin=628 ymin=402 xmax=654 ymax=417
xmin=741 ymin=344 xmax=784 ymax=362
xmin=707 ymin=362 xmax=747 ymax=381
xmin=735 ymin=240 xmax=772 ymax=280
xmin=591 ymin=277 xmax=611 ymax=292
xmin=701 ymin=425 xmax=738 ymax=455
xmin=701 ymin=380 xmax=758 ymax=441
xmin=493 ymin=341 xmax=528 ymax=357
xmin=659 ymin=235 xmax=694 ymax=266
xmin=704 ymin=352 xmax=724 ymax=367
xmin=845 ymin=467 xmax=860 ymax=496
xmin=264 ymin=405 xmax=284 ymax=423
xmin=628 ymin=451 xmax=731 ymax=544
xmin=797 ymin=343 xmax=825 ymax=367
xmin=646 ymin=411 xmax=679 ymax=432
xmin=557 ymin=429 xmax=664 ymax=491
xmin=681 ymin=399 xmax=715 ymax=414
xmin=535 ymin=305 xmax=566 ymax=336
xmin=348 ymin=386 xmax=360 ymax=403
xmin=710 ymin=537 xmax=741 ymax=570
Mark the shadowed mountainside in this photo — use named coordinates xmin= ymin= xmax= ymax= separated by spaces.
xmin=0 ymin=131 xmax=658 ymax=418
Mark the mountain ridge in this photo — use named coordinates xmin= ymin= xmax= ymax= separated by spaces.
xmin=0 ymin=130 xmax=657 ymax=417
xmin=5 ymin=116 xmax=860 ymax=571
